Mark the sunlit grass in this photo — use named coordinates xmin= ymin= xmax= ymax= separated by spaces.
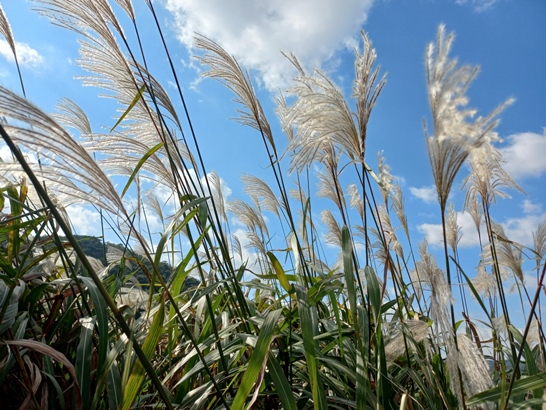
xmin=0 ymin=2 xmax=544 ymax=409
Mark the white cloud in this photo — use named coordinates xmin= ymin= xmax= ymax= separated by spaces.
xmin=409 ymin=185 xmax=437 ymax=204
xmin=0 ymin=39 xmax=44 ymax=68
xmin=163 ymin=0 xmax=373 ymax=91
xmin=501 ymin=212 xmax=546 ymax=246
xmin=521 ymin=199 xmax=542 ymax=215
xmin=418 ymin=211 xmax=480 ymax=248
xmin=455 ymin=0 xmax=499 ymax=12
xmin=66 ymin=205 xmax=101 ymax=236
xmin=500 ymin=129 xmax=546 ymax=179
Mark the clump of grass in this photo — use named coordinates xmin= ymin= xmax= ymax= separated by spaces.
xmin=0 ymin=2 xmax=544 ymax=409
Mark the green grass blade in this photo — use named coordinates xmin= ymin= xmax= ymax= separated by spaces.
xmin=79 ymin=276 xmax=108 ymax=373
xmin=231 ymin=309 xmax=282 ymax=410
xmin=267 ymin=352 xmax=298 ymax=410
xmin=294 ymin=284 xmax=328 ymax=410
xmin=365 ymin=266 xmax=381 ymax=320
xmin=467 ymin=371 xmax=546 ymax=406
xmin=76 ymin=317 xmax=95 ymax=410
xmin=91 ymin=337 xmax=126 ymax=410
xmin=154 ymin=198 xmax=208 ymax=268
xmin=121 ymin=295 xmax=167 ymax=410
xmin=356 ymin=305 xmax=373 ymax=409
xmin=341 ymin=226 xmax=357 ymax=324
xmin=121 ymin=141 xmax=164 ymax=198
xmin=267 ymin=251 xmax=293 ymax=294
xmin=110 ymin=84 xmax=146 ymax=132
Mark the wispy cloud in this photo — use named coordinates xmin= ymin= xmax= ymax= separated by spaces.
xmin=500 ymin=129 xmax=546 ymax=179
xmin=455 ymin=0 xmax=499 ymax=12
xmin=164 ymin=0 xmax=374 ymax=91
xmin=0 ymin=39 xmax=44 ymax=68
xmin=409 ymin=185 xmax=437 ymax=203
xmin=521 ymin=199 xmax=542 ymax=214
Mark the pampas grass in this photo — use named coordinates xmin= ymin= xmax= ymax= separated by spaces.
xmin=0 ymin=3 xmax=544 ymax=409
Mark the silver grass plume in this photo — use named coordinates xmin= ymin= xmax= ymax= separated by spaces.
xmin=207 ymin=171 xmax=228 ymax=222
xmin=414 ymin=240 xmax=482 ymax=407
xmin=0 ymin=5 xmax=15 ymax=55
xmin=286 ymin=58 xmax=360 ymax=172
xmin=414 ymin=240 xmax=453 ymax=338
xmin=195 ymin=35 xmax=275 ymax=150
xmin=245 ymin=231 xmax=268 ymax=262
xmin=369 ymin=226 xmax=389 ymax=268
xmin=425 ymin=25 xmax=511 ymax=212
xmin=466 ymin=192 xmax=483 ymax=241
xmin=449 ymin=335 xmax=494 ymax=409
xmin=464 ymin=132 xmax=522 ymax=207
xmin=532 ymin=220 xmax=546 ymax=272
xmin=446 ymin=202 xmax=461 ymax=253
xmin=392 ymin=184 xmax=409 ymax=240
xmin=114 ymin=0 xmax=135 ymax=22
xmin=316 ymin=166 xmax=344 ymax=213
xmin=0 ymin=87 xmax=123 ymax=213
xmin=0 ymin=5 xmax=26 ymax=97
xmin=241 ymin=173 xmax=281 ymax=218
xmin=276 ymin=93 xmax=295 ymax=146
xmin=321 ymin=209 xmax=342 ymax=248
xmin=354 ymin=32 xmax=387 ymax=154
xmin=39 ymin=0 xmax=190 ymax=196
xmin=35 ymin=0 xmax=124 ymax=40
xmin=144 ymin=191 xmax=166 ymax=229
xmin=377 ymin=204 xmax=404 ymax=260
xmin=228 ymin=198 xmax=268 ymax=237
xmin=285 ymin=30 xmax=384 ymax=172
xmin=231 ymin=233 xmax=243 ymax=264
xmin=289 ymin=184 xmax=308 ymax=205
xmin=347 ymin=183 xmax=364 ymax=219
xmin=489 ymin=222 xmax=524 ymax=282
xmin=377 ymin=151 xmax=394 ymax=205
xmin=54 ymin=98 xmax=92 ymax=135
xmin=385 ymin=320 xmax=429 ymax=362
xmin=471 ymin=264 xmax=498 ymax=299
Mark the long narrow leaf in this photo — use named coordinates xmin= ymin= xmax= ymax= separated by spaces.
xmin=121 ymin=295 xmax=168 ymax=410
xmin=231 ymin=309 xmax=282 ymax=410
xmin=110 ymin=84 xmax=146 ymax=132
xmin=294 ymin=284 xmax=328 ymax=410
xmin=76 ymin=317 xmax=95 ymax=410
xmin=267 ymin=352 xmax=298 ymax=410
xmin=467 ymin=371 xmax=546 ymax=406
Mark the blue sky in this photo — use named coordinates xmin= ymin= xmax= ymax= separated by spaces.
xmin=0 ymin=0 xmax=545 ymax=320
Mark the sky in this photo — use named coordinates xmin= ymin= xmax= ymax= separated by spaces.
xmin=0 ymin=0 xmax=545 ymax=323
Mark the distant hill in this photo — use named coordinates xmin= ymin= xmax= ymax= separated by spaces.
xmin=68 ymin=235 xmax=200 ymax=291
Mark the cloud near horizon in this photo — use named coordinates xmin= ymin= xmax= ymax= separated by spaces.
xmin=417 ymin=200 xmax=546 ymax=248
xmin=163 ymin=0 xmax=373 ymax=91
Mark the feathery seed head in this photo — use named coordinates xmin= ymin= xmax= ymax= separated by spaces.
xmin=425 ymin=25 xmax=511 ymax=212
xmin=446 ymin=202 xmax=460 ymax=253
xmin=533 ymin=221 xmax=546 ymax=272
xmin=0 ymin=5 xmax=16 ymax=58
xmin=195 ymin=35 xmax=275 ymax=150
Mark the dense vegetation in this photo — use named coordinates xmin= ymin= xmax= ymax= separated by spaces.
xmin=0 ymin=1 xmax=544 ymax=409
